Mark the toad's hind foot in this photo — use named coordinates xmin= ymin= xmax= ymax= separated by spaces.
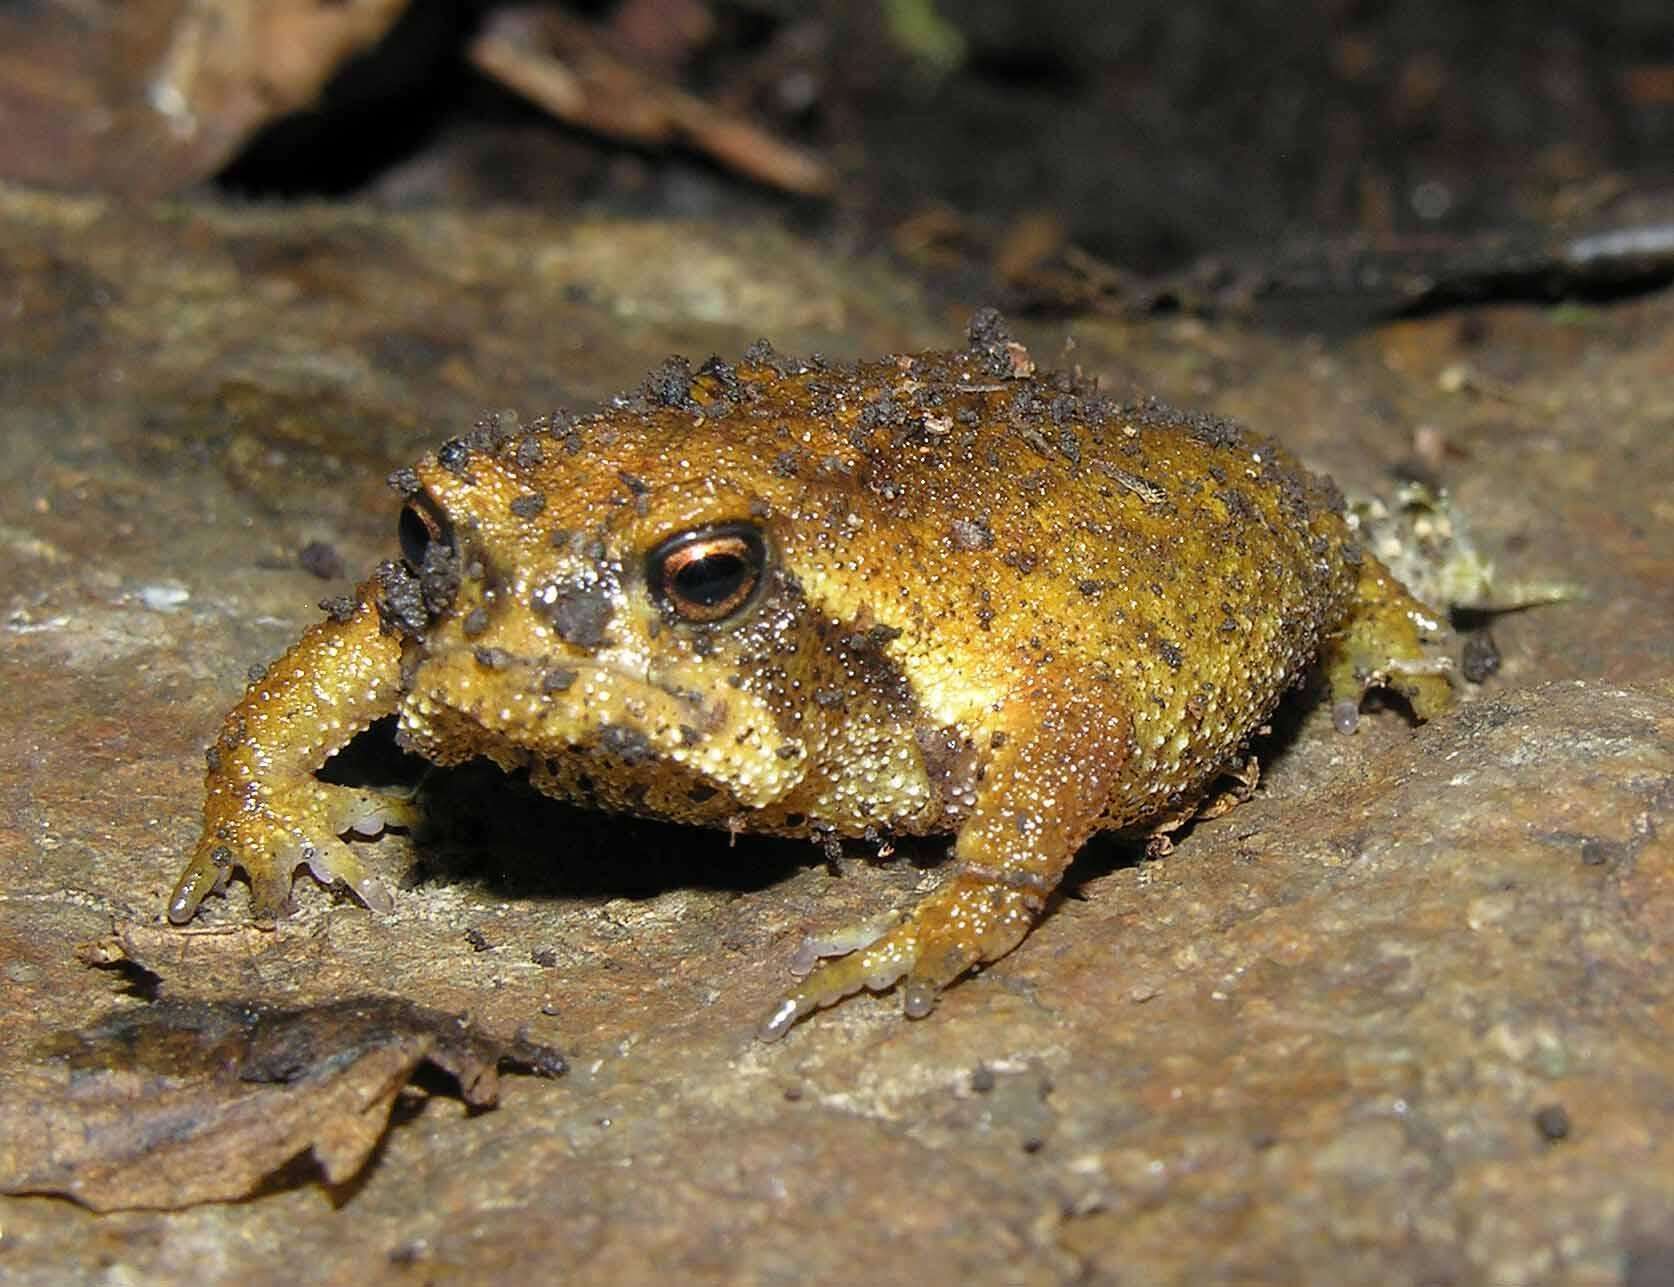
xmin=168 ymin=784 xmax=415 ymax=925
xmin=758 ymin=873 xmax=1038 ymax=1041
xmin=1328 ymin=553 xmax=1457 ymax=730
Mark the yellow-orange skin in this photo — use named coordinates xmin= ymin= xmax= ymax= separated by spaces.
xmin=171 ymin=333 xmax=1452 ymax=1037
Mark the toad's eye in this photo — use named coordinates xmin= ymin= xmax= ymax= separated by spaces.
xmin=399 ymin=493 xmax=454 ymax=570
xmin=647 ymin=524 xmax=766 ymax=624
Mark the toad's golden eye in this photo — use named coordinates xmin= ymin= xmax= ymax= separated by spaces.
xmin=647 ymin=524 xmax=766 ymax=624
xmin=398 ymin=492 xmax=454 ymax=570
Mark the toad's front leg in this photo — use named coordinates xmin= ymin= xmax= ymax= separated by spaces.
xmin=760 ymin=686 xmax=1130 ymax=1040
xmin=169 ymin=587 xmax=409 ymax=924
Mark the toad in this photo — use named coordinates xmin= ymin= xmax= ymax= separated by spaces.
xmin=169 ymin=313 xmax=1454 ymax=1039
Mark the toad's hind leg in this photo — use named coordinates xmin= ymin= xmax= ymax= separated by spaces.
xmin=1326 ymin=555 xmax=1456 ymax=730
xmin=169 ymin=588 xmax=408 ymax=924
xmin=760 ymin=688 xmax=1130 ymax=1040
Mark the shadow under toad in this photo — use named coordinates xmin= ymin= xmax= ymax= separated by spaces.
xmin=317 ymin=695 xmax=1332 ymax=913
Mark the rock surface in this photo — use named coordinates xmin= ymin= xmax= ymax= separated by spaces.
xmin=1 ymin=186 xmax=1671 ymax=1283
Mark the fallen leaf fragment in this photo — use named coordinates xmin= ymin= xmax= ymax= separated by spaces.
xmin=0 ymin=0 xmax=412 ymax=195
xmin=470 ymin=6 xmax=834 ymax=196
xmin=0 ymin=995 xmax=564 ymax=1211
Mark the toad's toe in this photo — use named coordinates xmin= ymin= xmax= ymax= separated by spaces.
xmin=171 ymin=782 xmax=409 ymax=923
xmin=758 ymin=874 xmax=1035 ymax=1040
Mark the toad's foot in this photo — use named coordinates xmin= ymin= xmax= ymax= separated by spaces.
xmin=758 ymin=681 xmax=1129 ymax=1040
xmin=759 ymin=871 xmax=1039 ymax=1040
xmin=1328 ymin=553 xmax=1457 ymax=731
xmin=169 ymin=783 xmax=416 ymax=924
xmin=171 ymin=588 xmax=405 ymax=924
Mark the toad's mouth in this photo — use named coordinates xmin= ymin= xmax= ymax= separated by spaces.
xmin=395 ymin=648 xmax=808 ymax=808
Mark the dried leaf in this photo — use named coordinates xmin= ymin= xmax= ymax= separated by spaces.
xmin=0 ymin=0 xmax=410 ymax=195
xmin=0 ymin=996 xmax=563 ymax=1211
xmin=470 ymin=6 xmax=833 ymax=196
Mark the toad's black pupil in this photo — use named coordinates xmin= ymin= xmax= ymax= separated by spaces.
xmin=674 ymin=552 xmax=747 ymax=606
xmin=399 ymin=504 xmax=432 ymax=568
xmin=399 ymin=495 xmax=455 ymax=571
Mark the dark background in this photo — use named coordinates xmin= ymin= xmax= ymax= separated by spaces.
xmin=223 ymin=1 xmax=1674 ymax=275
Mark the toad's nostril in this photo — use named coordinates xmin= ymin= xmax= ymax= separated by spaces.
xmin=533 ymin=580 xmax=614 ymax=648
